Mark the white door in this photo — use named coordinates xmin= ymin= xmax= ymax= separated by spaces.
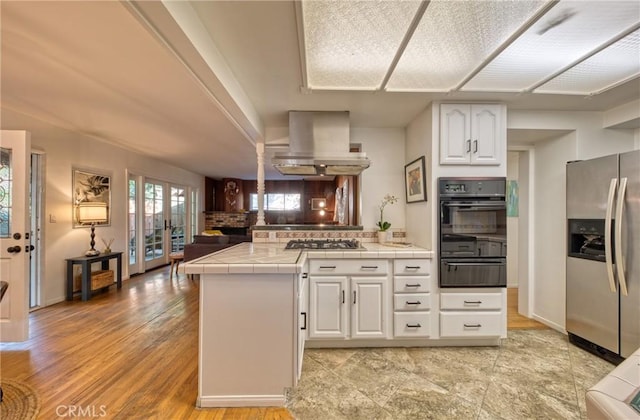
xmin=0 ymin=130 xmax=30 ymax=342
xmin=308 ymin=276 xmax=347 ymax=339
xmin=169 ymin=185 xmax=186 ymax=253
xmin=351 ymin=277 xmax=386 ymax=339
xmin=144 ymin=180 xmax=166 ymax=270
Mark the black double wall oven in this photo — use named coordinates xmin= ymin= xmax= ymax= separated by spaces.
xmin=439 ymin=177 xmax=507 ymax=288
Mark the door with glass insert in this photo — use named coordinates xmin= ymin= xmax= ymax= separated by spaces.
xmin=144 ymin=180 xmax=165 ymax=270
xmin=169 ymin=186 xmax=186 ymax=253
xmin=0 ymin=131 xmax=30 ymax=342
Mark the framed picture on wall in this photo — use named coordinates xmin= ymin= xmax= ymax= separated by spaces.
xmin=404 ymin=156 xmax=427 ymax=203
xmin=72 ymin=169 xmax=111 ymax=228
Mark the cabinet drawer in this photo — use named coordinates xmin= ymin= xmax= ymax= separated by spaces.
xmin=393 ymin=276 xmax=430 ymax=293
xmin=440 ymin=292 xmax=502 ymax=310
xmin=393 ymin=312 xmax=431 ymax=338
xmin=394 ymin=293 xmax=431 ymax=311
xmin=440 ymin=312 xmax=503 ymax=338
xmin=393 ymin=259 xmax=431 ymax=275
xmin=309 ymin=259 xmax=388 ymax=275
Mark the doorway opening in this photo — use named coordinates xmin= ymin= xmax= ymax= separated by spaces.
xmin=29 ymin=152 xmax=44 ymax=309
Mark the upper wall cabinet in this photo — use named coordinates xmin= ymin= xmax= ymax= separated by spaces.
xmin=439 ymin=104 xmax=504 ymax=166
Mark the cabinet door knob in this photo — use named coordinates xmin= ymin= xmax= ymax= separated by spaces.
xmin=473 ymin=139 xmax=478 ymax=153
xmin=406 ymin=323 xmax=422 ymax=328
xmin=466 ymin=139 xmax=471 ymax=153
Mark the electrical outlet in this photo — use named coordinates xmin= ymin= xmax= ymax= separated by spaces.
xmin=49 ymin=214 xmax=57 ymax=223
xmin=268 ymin=231 xmax=276 ymax=242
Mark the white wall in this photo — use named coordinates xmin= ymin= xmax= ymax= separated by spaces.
xmin=355 ymin=127 xmax=406 ymax=232
xmin=5 ymin=110 xmax=204 ymax=306
xmin=508 ymin=109 xmax=638 ymax=331
xmin=506 ymin=151 xmax=519 ymax=288
xmin=405 ymin=105 xmax=434 ymax=249
xmin=532 ymin=132 xmax=576 ymax=330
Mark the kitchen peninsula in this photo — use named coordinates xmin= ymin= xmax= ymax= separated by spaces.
xmin=182 ymin=240 xmax=504 ymax=408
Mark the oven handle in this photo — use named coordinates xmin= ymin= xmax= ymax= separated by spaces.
xmin=442 ymin=202 xmax=505 ymax=209
xmin=443 ymin=261 xmax=505 ymax=266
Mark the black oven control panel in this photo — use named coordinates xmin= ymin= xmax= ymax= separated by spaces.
xmin=439 ymin=177 xmax=505 ymax=197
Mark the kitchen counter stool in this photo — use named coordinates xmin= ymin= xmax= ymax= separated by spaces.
xmin=169 ymin=252 xmax=184 ymax=280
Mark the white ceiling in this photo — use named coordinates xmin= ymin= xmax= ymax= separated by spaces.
xmin=1 ymin=1 xmax=639 ymax=180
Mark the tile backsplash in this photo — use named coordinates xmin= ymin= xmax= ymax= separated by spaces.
xmin=252 ymin=229 xmax=406 ymax=243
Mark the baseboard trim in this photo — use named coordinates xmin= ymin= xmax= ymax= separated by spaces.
xmin=197 ymin=394 xmax=286 ymax=408
xmin=531 ymin=313 xmax=565 ymax=333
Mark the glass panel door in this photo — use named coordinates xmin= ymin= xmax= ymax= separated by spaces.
xmin=169 ymin=186 xmax=185 ymax=252
xmin=190 ymin=189 xmax=198 ymax=243
xmin=144 ymin=180 xmax=165 ymax=269
xmin=128 ymin=176 xmax=138 ymax=271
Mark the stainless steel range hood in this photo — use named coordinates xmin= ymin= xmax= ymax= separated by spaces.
xmin=272 ymin=111 xmax=370 ymax=176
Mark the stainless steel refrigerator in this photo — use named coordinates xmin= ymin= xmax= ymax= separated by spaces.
xmin=566 ymin=149 xmax=639 ymax=362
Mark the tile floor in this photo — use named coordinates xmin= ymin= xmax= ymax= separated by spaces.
xmin=286 ymin=330 xmax=615 ymax=420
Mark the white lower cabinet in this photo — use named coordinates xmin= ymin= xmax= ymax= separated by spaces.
xmin=308 ymin=275 xmax=387 ymax=340
xmin=440 ymin=289 xmax=506 ymax=338
xmin=393 ymin=312 xmax=431 ymax=338
xmin=296 ymin=270 xmax=308 ymax=382
xmin=440 ymin=312 xmax=503 ymax=337
xmin=393 ymin=259 xmax=433 ymax=338
xmin=309 ymin=276 xmax=348 ymax=339
xmin=351 ymin=278 xmax=387 ymax=339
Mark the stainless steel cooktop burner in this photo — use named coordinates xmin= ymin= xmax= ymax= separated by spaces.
xmin=285 ymin=239 xmax=361 ymax=250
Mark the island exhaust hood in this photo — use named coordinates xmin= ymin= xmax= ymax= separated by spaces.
xmin=272 ymin=111 xmax=370 ymax=176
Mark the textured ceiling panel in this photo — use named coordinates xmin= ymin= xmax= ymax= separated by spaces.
xmin=303 ymin=0 xmax=420 ymax=90
xmin=463 ymin=1 xmax=640 ymax=92
xmin=536 ymin=30 xmax=640 ymax=94
xmin=386 ymin=0 xmax=546 ymax=91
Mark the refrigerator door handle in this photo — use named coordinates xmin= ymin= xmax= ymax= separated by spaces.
xmin=615 ymin=177 xmax=628 ymax=296
xmin=605 ymin=178 xmax=617 ymax=293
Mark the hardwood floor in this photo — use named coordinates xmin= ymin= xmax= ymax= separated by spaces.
xmin=0 ymin=267 xmax=293 ymax=420
xmin=506 ymin=287 xmax=549 ymax=330
xmin=1 ymin=269 xmax=547 ymax=419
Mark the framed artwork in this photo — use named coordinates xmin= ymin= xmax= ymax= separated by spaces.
xmin=404 ymin=156 xmax=427 ymax=203
xmin=73 ymin=169 xmax=111 ymax=228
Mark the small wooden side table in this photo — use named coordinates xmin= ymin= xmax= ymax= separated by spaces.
xmin=66 ymin=252 xmax=123 ymax=301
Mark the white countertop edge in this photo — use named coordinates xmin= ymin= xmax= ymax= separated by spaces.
xmin=181 ymin=243 xmax=433 ymax=275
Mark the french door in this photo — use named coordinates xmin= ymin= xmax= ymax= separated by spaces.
xmin=128 ymin=176 xmax=191 ymax=273
xmin=144 ymin=180 xmax=166 ymax=270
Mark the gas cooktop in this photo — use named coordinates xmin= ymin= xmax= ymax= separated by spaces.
xmin=285 ymin=239 xmax=362 ymax=250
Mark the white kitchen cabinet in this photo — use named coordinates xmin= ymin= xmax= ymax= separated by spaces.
xmin=308 ymin=259 xmax=388 ymax=340
xmin=393 ymin=259 xmax=433 ymax=338
xmin=308 ymin=276 xmax=387 ymax=339
xmin=440 ymin=103 xmax=503 ymax=165
xmin=440 ymin=289 xmax=506 ymax=338
xmin=351 ymin=277 xmax=387 ymax=338
xmin=309 ymin=276 xmax=348 ymax=339
xmin=296 ymin=270 xmax=308 ymax=381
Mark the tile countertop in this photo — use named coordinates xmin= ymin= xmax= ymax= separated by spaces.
xmin=181 ymin=242 xmax=433 ymax=275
